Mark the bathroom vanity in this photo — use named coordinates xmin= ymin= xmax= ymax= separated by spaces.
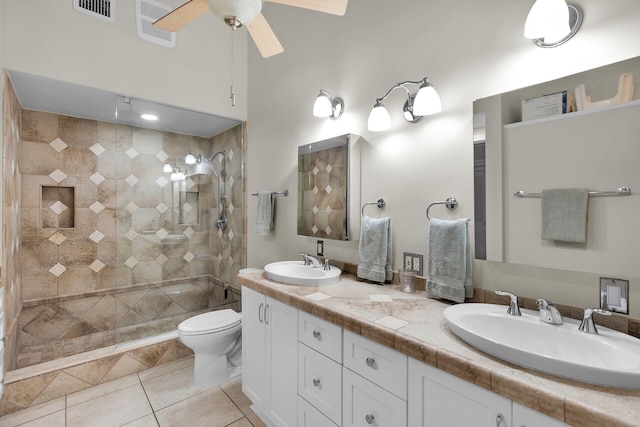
xmin=239 ymin=271 xmax=640 ymax=427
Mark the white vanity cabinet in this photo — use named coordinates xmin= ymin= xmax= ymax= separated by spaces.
xmin=408 ymin=358 xmax=511 ymax=427
xmin=242 ymin=287 xmax=298 ymax=427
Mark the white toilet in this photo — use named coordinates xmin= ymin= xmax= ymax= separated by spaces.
xmin=178 ymin=309 xmax=242 ymax=388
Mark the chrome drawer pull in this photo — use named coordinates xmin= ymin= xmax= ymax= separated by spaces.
xmin=313 ymin=378 xmax=321 ymax=387
xmin=365 ymin=414 xmax=375 ymax=424
xmin=365 ymin=357 xmax=376 ymax=368
xmin=312 ymin=330 xmax=321 ymax=340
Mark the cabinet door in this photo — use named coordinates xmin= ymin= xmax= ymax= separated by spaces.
xmin=242 ymin=287 xmax=267 ymax=409
xmin=408 ymin=358 xmax=511 ymax=427
xmin=513 ymin=402 xmax=569 ymax=427
xmin=266 ymin=296 xmax=299 ymax=427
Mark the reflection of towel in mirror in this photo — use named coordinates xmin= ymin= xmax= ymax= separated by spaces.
xmin=426 ymin=218 xmax=473 ymax=303
xmin=541 ymin=188 xmax=589 ymax=243
xmin=357 ymin=216 xmax=392 ymax=283
xmin=255 ymin=191 xmax=275 ymax=236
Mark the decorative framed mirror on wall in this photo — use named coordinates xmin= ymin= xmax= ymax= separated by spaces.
xmin=297 ymin=134 xmax=361 ymax=241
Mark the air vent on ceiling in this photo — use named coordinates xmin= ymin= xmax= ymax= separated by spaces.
xmin=136 ymin=0 xmax=175 ymax=47
xmin=73 ymin=0 xmax=115 ymax=22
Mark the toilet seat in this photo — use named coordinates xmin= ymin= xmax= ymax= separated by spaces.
xmin=178 ymin=309 xmax=241 ymax=336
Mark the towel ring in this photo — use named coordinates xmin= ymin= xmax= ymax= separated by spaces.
xmin=426 ymin=197 xmax=457 ymax=220
xmin=361 ymin=199 xmax=385 ymax=216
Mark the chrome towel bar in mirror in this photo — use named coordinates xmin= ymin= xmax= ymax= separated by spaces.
xmin=514 ymin=186 xmax=631 ymax=198
xmin=361 ymin=199 xmax=385 ymax=216
xmin=251 ymin=189 xmax=289 ymax=197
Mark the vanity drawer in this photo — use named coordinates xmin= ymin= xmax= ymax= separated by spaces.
xmin=298 ymin=343 xmax=343 ymax=425
xmin=343 ymin=330 xmax=408 ymax=400
xmin=299 ymin=310 xmax=343 ymax=363
xmin=343 ymin=367 xmax=407 ymax=427
xmin=298 ymin=396 xmax=339 ymax=427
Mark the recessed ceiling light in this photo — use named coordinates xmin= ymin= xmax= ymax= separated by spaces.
xmin=141 ymin=113 xmax=158 ymax=121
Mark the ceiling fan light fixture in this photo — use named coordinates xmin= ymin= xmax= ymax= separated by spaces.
xmin=205 ymin=0 xmax=262 ymax=26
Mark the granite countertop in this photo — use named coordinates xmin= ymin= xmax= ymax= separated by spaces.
xmin=238 ymin=270 xmax=640 ymax=427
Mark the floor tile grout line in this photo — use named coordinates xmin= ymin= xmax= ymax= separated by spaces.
xmin=135 ymin=374 xmax=160 ymax=427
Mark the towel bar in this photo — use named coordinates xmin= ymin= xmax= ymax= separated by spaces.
xmin=426 ymin=197 xmax=458 ymax=220
xmin=361 ymin=199 xmax=385 ymax=216
xmin=251 ymin=190 xmax=289 ymax=197
xmin=514 ymin=186 xmax=631 ymax=198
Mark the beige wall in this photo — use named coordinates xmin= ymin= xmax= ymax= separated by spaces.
xmin=246 ymin=0 xmax=640 ymax=318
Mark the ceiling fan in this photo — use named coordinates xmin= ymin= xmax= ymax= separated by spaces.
xmin=153 ymin=0 xmax=349 ymax=58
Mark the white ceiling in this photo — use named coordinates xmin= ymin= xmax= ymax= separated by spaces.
xmin=8 ymin=70 xmax=241 ymax=138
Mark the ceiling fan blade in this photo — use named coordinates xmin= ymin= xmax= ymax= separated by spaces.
xmin=152 ymin=0 xmax=210 ymax=32
xmin=265 ymin=0 xmax=348 ymax=16
xmin=246 ymin=13 xmax=284 ymax=58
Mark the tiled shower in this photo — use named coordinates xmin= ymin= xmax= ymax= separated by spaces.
xmin=2 ymin=75 xmax=245 ymax=375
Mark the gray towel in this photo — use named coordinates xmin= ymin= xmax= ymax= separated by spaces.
xmin=541 ymin=188 xmax=589 ymax=243
xmin=255 ymin=191 xmax=274 ymax=236
xmin=357 ymin=216 xmax=392 ymax=283
xmin=426 ymin=218 xmax=473 ymax=303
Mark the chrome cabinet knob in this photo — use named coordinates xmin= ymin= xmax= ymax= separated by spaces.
xmin=365 ymin=414 xmax=375 ymax=424
xmin=365 ymin=357 xmax=376 ymax=368
xmin=312 ymin=330 xmax=321 ymax=340
xmin=312 ymin=378 xmax=321 ymax=387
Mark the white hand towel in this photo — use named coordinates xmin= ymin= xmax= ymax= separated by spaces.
xmin=541 ymin=188 xmax=589 ymax=243
xmin=357 ymin=216 xmax=392 ymax=283
xmin=426 ymin=218 xmax=473 ymax=303
xmin=255 ymin=191 xmax=275 ymax=236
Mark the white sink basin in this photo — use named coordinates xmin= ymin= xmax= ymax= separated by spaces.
xmin=444 ymin=303 xmax=640 ymax=389
xmin=264 ymin=261 xmax=341 ymax=286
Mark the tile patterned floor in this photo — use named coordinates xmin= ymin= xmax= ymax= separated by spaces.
xmin=0 ymin=357 xmax=266 ymax=427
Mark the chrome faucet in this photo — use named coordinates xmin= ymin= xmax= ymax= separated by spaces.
xmin=578 ymin=308 xmax=612 ymax=334
xmin=299 ymin=253 xmax=331 ymax=271
xmin=536 ymin=299 xmax=563 ymax=325
xmin=495 ymin=290 xmax=521 ymax=316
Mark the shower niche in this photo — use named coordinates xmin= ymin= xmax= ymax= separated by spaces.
xmin=41 ymin=186 xmax=75 ymax=228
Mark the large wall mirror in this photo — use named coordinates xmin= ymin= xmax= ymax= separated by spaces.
xmin=474 ymin=56 xmax=640 ymax=278
xmin=297 ymin=134 xmax=361 ymax=241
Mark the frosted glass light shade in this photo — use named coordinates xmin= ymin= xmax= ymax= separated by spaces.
xmin=413 ymin=84 xmax=442 ymax=116
xmin=367 ymin=102 xmax=391 ymax=132
xmin=524 ymin=0 xmax=570 ymax=41
xmin=185 ymin=153 xmax=197 ymax=164
xmin=163 ymin=163 xmax=173 ymax=173
xmin=313 ymin=92 xmax=333 ymax=117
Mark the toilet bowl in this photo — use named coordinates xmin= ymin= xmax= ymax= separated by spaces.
xmin=178 ymin=309 xmax=242 ymax=388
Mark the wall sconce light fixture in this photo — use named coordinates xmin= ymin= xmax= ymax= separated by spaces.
xmin=313 ymin=89 xmax=344 ymax=120
xmin=367 ymin=77 xmax=441 ymax=132
xmin=524 ymin=0 xmax=582 ymax=48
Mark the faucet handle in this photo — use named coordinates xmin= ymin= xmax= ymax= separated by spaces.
xmin=495 ymin=290 xmax=521 ymax=316
xmin=323 ymin=258 xmax=331 ymax=271
xmin=578 ymin=308 xmax=612 ymax=334
xmin=299 ymin=252 xmax=311 ymax=265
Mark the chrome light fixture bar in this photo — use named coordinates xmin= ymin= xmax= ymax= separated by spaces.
xmin=313 ymin=89 xmax=344 ymax=120
xmin=524 ymin=1 xmax=583 ymax=48
xmin=367 ymin=77 xmax=441 ymax=132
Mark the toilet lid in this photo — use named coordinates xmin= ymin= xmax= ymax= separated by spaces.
xmin=178 ymin=309 xmax=241 ymax=335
